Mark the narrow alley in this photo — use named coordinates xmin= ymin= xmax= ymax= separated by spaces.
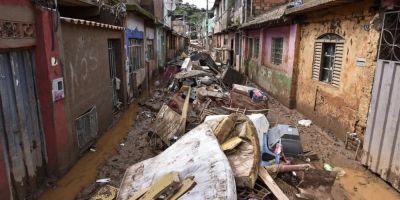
xmin=1 ymin=0 xmax=400 ymax=200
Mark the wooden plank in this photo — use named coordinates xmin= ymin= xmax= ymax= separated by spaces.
xmin=22 ymin=51 xmax=44 ymax=169
xmin=155 ymin=104 xmax=182 ymax=145
xmin=369 ymin=61 xmax=395 ymax=172
xmin=258 ymin=167 xmax=289 ymax=200
xmin=0 ymin=53 xmax=27 ymax=199
xmin=10 ymin=52 xmax=36 ymax=180
xmin=140 ymin=172 xmax=181 ymax=200
xmin=221 ymin=136 xmax=244 ymax=151
xmin=169 ymin=177 xmax=196 ymax=200
xmin=178 ymin=86 xmax=191 ymax=135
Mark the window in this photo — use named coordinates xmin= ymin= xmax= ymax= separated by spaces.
xmin=146 ymin=39 xmax=154 ymax=60
xmin=271 ymin=37 xmax=283 ymax=65
xmin=248 ymin=38 xmax=253 ymax=58
xmin=253 ymin=38 xmax=260 ymax=59
xmin=128 ymin=39 xmax=143 ymax=71
xmin=312 ymin=33 xmax=344 ymax=87
xmin=320 ymin=43 xmax=335 ymax=82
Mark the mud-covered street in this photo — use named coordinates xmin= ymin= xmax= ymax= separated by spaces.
xmin=39 ymin=84 xmax=400 ymax=200
xmin=2 ymin=1 xmax=400 ymax=200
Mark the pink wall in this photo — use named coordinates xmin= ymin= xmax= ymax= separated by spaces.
xmin=261 ymin=24 xmax=297 ymax=76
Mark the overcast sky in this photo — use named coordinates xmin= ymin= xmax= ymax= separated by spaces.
xmin=182 ymin=0 xmax=215 ymax=9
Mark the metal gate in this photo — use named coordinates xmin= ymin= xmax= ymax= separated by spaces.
xmin=0 ymin=49 xmax=46 ymax=199
xmin=108 ymin=40 xmax=120 ymax=112
xmin=362 ymin=11 xmax=400 ymax=191
xmin=127 ymin=39 xmax=143 ymax=100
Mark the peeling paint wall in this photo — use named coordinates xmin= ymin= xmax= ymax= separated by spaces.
xmin=244 ymin=24 xmax=298 ymax=108
xmin=295 ymin=0 xmax=380 ymax=139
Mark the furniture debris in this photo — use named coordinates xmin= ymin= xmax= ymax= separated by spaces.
xmin=118 ymin=121 xmax=236 ymax=200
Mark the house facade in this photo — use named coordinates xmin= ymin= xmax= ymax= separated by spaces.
xmin=241 ymin=4 xmax=298 ymax=108
xmin=286 ymin=0 xmax=380 ymax=139
xmin=0 ymin=0 xmax=69 ymax=199
xmin=229 ymin=0 xmax=400 ymax=191
xmin=0 ymin=0 xmax=188 ymax=199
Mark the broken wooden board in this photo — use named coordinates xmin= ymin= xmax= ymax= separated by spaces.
xmin=258 ymin=167 xmax=289 ymax=200
xmin=169 ymin=177 xmax=197 ymax=200
xmin=90 ymin=185 xmax=119 ymax=200
xmin=140 ymin=172 xmax=181 ymax=200
xmin=221 ymin=136 xmax=243 ymax=151
xmin=154 ymin=104 xmax=182 ymax=145
xmin=177 ymin=86 xmax=191 ymax=135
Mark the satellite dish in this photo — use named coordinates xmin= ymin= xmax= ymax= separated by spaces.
xmin=165 ymin=0 xmax=176 ymax=11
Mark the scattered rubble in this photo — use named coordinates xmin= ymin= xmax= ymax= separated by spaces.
xmin=81 ymin=52 xmax=369 ymax=200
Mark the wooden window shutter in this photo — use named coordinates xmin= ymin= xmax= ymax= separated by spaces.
xmin=312 ymin=41 xmax=323 ymax=80
xmin=332 ymin=42 xmax=344 ymax=87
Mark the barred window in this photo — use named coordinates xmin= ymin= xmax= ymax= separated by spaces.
xmin=271 ymin=37 xmax=283 ymax=65
xmin=128 ymin=39 xmax=143 ymax=71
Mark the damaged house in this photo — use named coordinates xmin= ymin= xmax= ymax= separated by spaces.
xmin=240 ymin=3 xmax=298 ymax=108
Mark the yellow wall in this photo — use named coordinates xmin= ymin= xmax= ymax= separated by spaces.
xmin=295 ymin=0 xmax=380 ymax=138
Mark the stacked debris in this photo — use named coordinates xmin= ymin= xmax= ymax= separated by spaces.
xmin=92 ymin=52 xmax=341 ymax=200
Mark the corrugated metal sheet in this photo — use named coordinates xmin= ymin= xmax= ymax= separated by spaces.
xmin=362 ymin=11 xmax=400 ymax=192
xmin=0 ymin=49 xmax=46 ymax=199
xmin=362 ymin=60 xmax=400 ymax=191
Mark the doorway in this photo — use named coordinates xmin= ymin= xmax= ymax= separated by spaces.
xmin=0 ymin=49 xmax=46 ymax=199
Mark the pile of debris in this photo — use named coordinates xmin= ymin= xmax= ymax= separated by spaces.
xmin=91 ymin=52 xmax=341 ymax=200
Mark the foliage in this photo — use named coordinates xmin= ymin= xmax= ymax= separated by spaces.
xmin=174 ymin=0 xmax=206 ymax=28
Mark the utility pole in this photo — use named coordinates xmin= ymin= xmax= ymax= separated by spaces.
xmin=205 ymin=0 xmax=209 ymax=50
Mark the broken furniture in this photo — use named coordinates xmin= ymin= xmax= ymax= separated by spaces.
xmin=205 ymin=114 xmax=261 ymax=189
xmin=117 ymin=121 xmax=236 ymax=200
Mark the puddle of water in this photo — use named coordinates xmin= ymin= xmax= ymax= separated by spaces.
xmin=336 ymin=168 xmax=400 ymax=200
xmin=39 ymin=102 xmax=140 ymax=200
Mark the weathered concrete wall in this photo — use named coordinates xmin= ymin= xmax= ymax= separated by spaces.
xmin=295 ymin=0 xmax=380 ymax=139
xmin=127 ymin=13 xmax=144 ymax=31
xmin=0 ymin=0 xmax=35 ymax=48
xmin=244 ymin=24 xmax=298 ymax=108
xmin=61 ymin=22 xmax=122 ymax=154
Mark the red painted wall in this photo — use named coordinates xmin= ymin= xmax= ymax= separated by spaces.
xmin=0 ymin=0 xmax=69 ymax=198
xmin=34 ymin=7 xmax=69 ymax=176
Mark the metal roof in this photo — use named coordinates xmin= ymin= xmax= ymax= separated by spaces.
xmin=240 ymin=4 xmax=288 ymax=29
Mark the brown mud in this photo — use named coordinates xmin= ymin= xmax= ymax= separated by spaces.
xmin=39 ymin=90 xmax=400 ymax=200
xmin=39 ymin=99 xmax=141 ymax=200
